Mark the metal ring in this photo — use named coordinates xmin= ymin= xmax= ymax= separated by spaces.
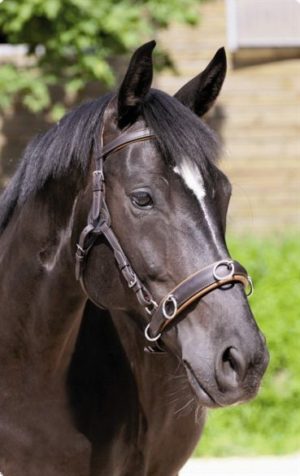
xmin=144 ymin=323 xmax=161 ymax=342
xmin=213 ymin=260 xmax=234 ymax=281
xmin=162 ymin=294 xmax=178 ymax=320
xmin=246 ymin=275 xmax=254 ymax=297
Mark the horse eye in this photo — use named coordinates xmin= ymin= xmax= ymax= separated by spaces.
xmin=130 ymin=190 xmax=153 ymax=209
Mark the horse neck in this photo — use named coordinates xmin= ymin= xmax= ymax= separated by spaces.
xmin=110 ymin=310 xmax=192 ymax=408
xmin=109 ymin=309 xmax=204 ymax=460
xmin=0 ymin=181 xmax=86 ymax=383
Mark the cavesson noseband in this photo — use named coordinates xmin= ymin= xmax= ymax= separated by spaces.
xmin=75 ymin=120 xmax=253 ymax=343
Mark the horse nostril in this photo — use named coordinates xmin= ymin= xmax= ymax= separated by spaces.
xmin=216 ymin=346 xmax=246 ymax=391
xmin=223 ymin=347 xmax=238 ymax=372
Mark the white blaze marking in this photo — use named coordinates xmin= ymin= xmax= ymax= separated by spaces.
xmin=174 ymin=161 xmax=206 ymax=202
xmin=174 ymin=159 xmax=220 ymax=249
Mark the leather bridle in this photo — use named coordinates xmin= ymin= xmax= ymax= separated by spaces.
xmin=75 ymin=120 xmax=253 ymax=343
xmin=75 ymin=127 xmax=159 ymax=316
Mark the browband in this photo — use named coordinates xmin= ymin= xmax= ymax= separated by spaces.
xmin=101 ymin=129 xmax=156 ymax=158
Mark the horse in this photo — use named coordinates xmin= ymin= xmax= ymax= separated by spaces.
xmin=0 ymin=41 xmax=269 ymax=476
xmin=66 ymin=43 xmax=270 ymax=476
xmin=69 ymin=301 xmax=206 ymax=476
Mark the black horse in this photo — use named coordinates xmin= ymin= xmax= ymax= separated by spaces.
xmin=0 ymin=42 xmax=268 ymax=476
xmin=69 ymin=301 xmax=207 ymax=476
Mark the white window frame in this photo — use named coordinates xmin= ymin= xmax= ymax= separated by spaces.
xmin=227 ymin=0 xmax=300 ymax=51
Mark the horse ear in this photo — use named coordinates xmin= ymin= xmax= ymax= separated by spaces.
xmin=117 ymin=40 xmax=156 ymax=127
xmin=174 ymin=47 xmax=227 ymax=117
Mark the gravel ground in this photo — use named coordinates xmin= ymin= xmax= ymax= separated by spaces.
xmin=180 ymin=455 xmax=300 ymax=476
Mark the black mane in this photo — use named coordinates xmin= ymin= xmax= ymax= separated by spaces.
xmin=0 ymin=89 xmax=219 ymax=233
xmin=143 ymin=89 xmax=220 ymax=178
xmin=0 ymin=94 xmax=112 ymax=232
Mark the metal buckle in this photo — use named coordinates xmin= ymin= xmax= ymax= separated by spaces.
xmin=75 ymin=244 xmax=86 ymax=261
xmin=93 ymin=169 xmax=104 ymax=180
xmin=92 ymin=170 xmax=104 ymax=191
xmin=145 ymin=298 xmax=158 ymax=315
xmin=128 ymin=273 xmax=137 ymax=288
xmin=162 ymin=294 xmax=178 ymax=320
xmin=144 ymin=323 xmax=161 ymax=342
xmin=213 ymin=260 xmax=234 ymax=281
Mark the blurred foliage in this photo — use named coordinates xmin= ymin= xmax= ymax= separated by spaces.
xmin=0 ymin=0 xmax=200 ymax=119
xmin=196 ymin=234 xmax=300 ymax=456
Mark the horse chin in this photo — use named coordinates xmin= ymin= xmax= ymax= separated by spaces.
xmin=183 ymin=360 xmax=221 ymax=409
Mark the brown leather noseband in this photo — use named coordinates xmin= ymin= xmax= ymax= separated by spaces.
xmin=75 ymin=125 xmax=253 ymax=343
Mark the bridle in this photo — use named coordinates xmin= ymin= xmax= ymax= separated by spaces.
xmin=75 ymin=127 xmax=159 ymax=315
xmin=75 ymin=116 xmax=253 ymax=344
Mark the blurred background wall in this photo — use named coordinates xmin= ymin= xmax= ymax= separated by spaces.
xmin=1 ymin=1 xmax=299 ymax=234
xmin=155 ymin=0 xmax=300 ymax=234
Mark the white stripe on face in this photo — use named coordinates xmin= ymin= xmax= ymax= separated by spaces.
xmin=174 ymin=160 xmax=206 ymax=202
xmin=173 ymin=159 xmax=220 ymax=249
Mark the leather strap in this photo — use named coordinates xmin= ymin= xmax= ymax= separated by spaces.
xmin=100 ymin=128 xmax=155 ymax=159
xmin=146 ymin=260 xmax=251 ymax=339
xmin=75 ymin=126 xmax=158 ymax=313
xmin=99 ymin=221 xmax=156 ymax=309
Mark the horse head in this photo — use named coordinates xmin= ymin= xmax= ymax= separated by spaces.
xmin=75 ymin=41 xmax=269 ymax=409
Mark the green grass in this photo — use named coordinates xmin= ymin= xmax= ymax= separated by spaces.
xmin=195 ymin=234 xmax=300 ymax=456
